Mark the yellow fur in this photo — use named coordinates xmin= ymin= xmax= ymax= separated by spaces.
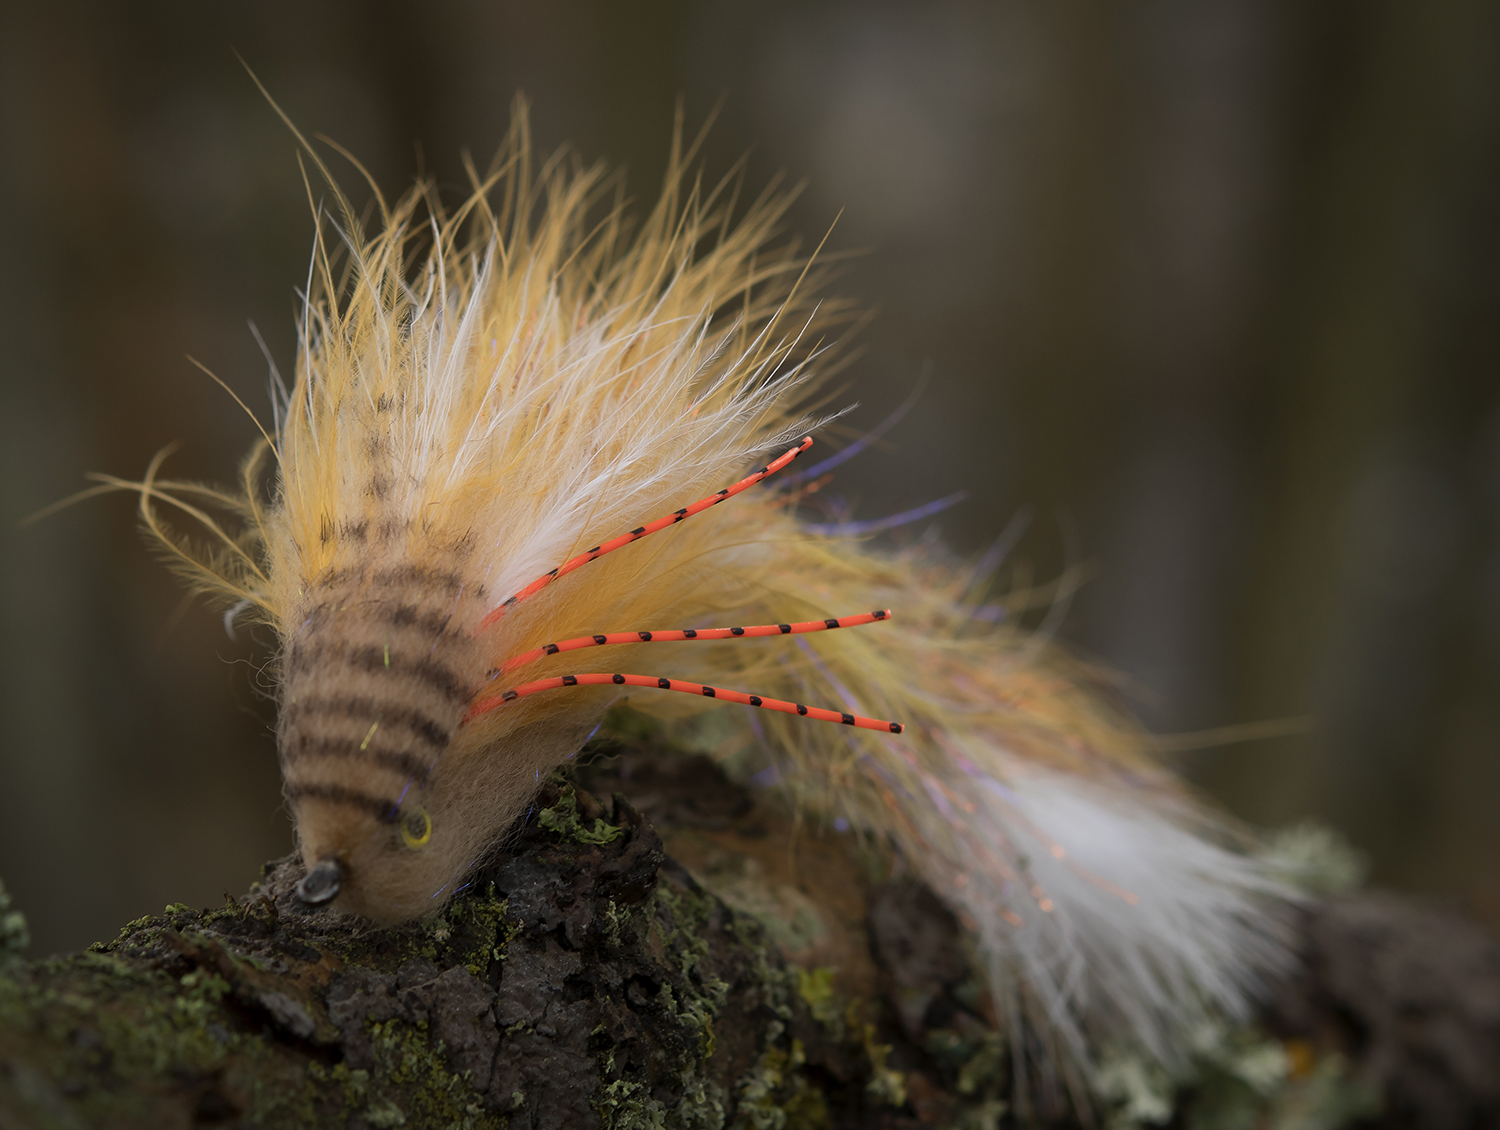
xmin=99 ymin=103 xmax=1293 ymax=1095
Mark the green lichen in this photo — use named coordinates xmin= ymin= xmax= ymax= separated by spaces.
xmin=651 ymin=882 xmax=719 ymax=982
xmin=92 ymin=913 xmax=157 ymax=952
xmin=793 ymin=967 xmax=841 ymax=1033
xmin=354 ymin=1017 xmax=504 ymax=1130
xmin=856 ymin=1021 xmax=906 ymax=1108
xmin=307 ymin=1061 xmax=370 ymax=1113
xmin=1096 ymin=1051 xmax=1176 ymax=1127
xmin=732 ymin=1039 xmax=831 ymax=1130
xmin=460 ymin=889 xmax=518 ymax=977
xmin=598 ymin=1078 xmax=669 ymax=1129
xmin=594 ymin=879 xmax=737 ymax=1129
xmin=335 ymin=880 xmax=515 ymax=978
xmin=924 ymin=1023 xmax=1008 ymax=1106
xmin=603 ymin=898 xmax=634 ymax=948
xmin=538 ymin=785 xmax=625 ymax=844
xmin=651 ymin=882 xmax=729 ymax=1053
xmin=0 ymin=879 xmax=29 ymax=964
xmin=0 ymin=918 xmax=315 ymax=1128
xmin=676 ymin=1066 xmax=728 ymax=1129
xmin=1096 ymin=1021 xmax=1382 ymax=1130
xmin=595 ymin=876 xmax=853 ymax=1130
xmin=627 ymin=891 xmax=874 ymax=1128
xmin=1266 ymin=1054 xmax=1381 ymax=1130
xmin=1265 ymin=823 xmax=1367 ymax=897
xmin=660 ymin=981 xmax=719 ymax=1060
xmin=0 ymin=881 xmax=531 ymax=1129
xmin=623 ymin=882 xmax=904 ymax=1130
xmin=728 ymin=914 xmax=796 ymax=1023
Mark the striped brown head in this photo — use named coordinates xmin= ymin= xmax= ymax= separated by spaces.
xmin=277 ymin=561 xmax=490 ymax=923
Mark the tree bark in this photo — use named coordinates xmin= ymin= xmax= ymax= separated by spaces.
xmin=0 ymin=741 xmax=1495 ymax=1130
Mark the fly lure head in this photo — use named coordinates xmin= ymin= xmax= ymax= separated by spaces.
xmin=277 ymin=559 xmax=489 ymax=922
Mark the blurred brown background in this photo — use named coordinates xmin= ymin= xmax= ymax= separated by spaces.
xmin=2 ymin=0 xmax=1497 ymax=958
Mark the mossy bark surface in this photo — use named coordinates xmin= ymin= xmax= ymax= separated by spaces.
xmin=0 ymin=761 xmax=889 ymax=1130
xmin=0 ymin=740 xmax=1495 ymax=1130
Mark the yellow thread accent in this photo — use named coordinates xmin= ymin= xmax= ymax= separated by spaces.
xmin=401 ymin=808 xmax=432 ymax=848
xmin=360 ymin=721 xmax=379 ymax=750
xmin=384 ymin=643 xmax=390 ymax=668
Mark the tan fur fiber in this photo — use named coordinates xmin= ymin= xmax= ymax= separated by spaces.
xmin=96 ymin=103 xmax=1296 ymax=1095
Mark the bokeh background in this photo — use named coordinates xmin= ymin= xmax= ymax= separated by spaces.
xmin=2 ymin=0 xmax=1497 ymax=957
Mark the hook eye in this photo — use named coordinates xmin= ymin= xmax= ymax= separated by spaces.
xmin=295 ymin=857 xmax=343 ymax=905
xmin=401 ymin=807 xmax=432 ymax=848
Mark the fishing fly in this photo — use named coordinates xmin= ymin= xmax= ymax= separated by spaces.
xmin=66 ymin=101 xmax=1293 ymax=1099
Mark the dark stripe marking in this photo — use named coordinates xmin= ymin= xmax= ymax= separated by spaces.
xmin=371 ymin=565 xmax=464 ymax=594
xmin=285 ymin=783 xmax=399 ymax=822
xmin=283 ymin=697 xmax=451 ymax=749
xmin=388 ymin=605 xmax=455 ymax=635
xmin=287 ymin=645 xmax=472 ymax=704
xmin=299 ymin=601 xmax=456 ymax=641
xmin=316 ymin=567 xmax=369 ymax=591
xmin=346 ymin=647 xmax=471 ymax=703
xmin=283 ymin=737 xmax=432 ymax=782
